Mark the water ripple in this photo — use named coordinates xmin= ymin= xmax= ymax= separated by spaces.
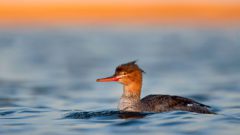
xmin=63 ymin=110 xmax=151 ymax=119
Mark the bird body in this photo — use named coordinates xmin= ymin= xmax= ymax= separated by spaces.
xmin=97 ymin=61 xmax=214 ymax=114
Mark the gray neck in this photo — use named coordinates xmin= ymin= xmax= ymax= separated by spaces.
xmin=118 ymin=95 xmax=141 ymax=112
xmin=118 ymin=81 xmax=142 ymax=112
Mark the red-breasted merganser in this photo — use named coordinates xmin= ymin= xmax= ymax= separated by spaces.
xmin=96 ymin=61 xmax=215 ymax=114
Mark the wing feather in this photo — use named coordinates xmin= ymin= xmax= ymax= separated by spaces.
xmin=141 ymin=94 xmax=214 ymax=114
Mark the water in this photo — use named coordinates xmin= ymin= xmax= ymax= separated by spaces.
xmin=0 ymin=27 xmax=240 ymax=135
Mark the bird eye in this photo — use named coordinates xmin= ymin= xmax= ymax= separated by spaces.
xmin=121 ymin=72 xmax=127 ymax=75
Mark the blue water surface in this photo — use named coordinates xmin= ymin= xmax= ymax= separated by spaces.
xmin=0 ymin=26 xmax=240 ymax=135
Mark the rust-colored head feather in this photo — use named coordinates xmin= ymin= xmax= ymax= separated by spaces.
xmin=115 ymin=60 xmax=145 ymax=75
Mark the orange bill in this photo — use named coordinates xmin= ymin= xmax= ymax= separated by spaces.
xmin=96 ymin=75 xmax=120 ymax=82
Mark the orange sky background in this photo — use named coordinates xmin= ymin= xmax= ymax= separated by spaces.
xmin=1 ymin=0 xmax=240 ymax=27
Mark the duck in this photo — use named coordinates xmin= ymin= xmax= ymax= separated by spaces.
xmin=96 ymin=61 xmax=215 ymax=114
